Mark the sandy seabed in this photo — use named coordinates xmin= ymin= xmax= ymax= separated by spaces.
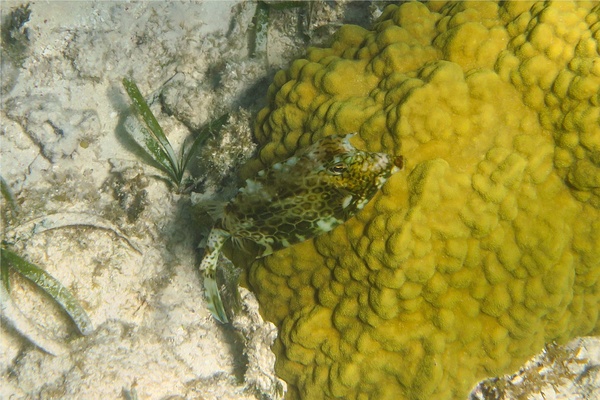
xmin=1 ymin=2 xmax=598 ymax=399
xmin=1 ymin=2 xmax=286 ymax=398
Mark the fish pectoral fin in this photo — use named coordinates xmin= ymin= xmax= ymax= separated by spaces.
xmin=203 ymin=271 xmax=229 ymax=323
xmin=194 ymin=200 xmax=226 ymax=220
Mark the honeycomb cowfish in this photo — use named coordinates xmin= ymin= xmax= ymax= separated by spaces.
xmin=200 ymin=133 xmax=404 ymax=323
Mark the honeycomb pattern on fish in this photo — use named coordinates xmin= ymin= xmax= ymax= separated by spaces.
xmin=200 ymin=133 xmax=404 ymax=322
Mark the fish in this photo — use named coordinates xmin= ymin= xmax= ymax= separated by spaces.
xmin=199 ymin=133 xmax=404 ymax=323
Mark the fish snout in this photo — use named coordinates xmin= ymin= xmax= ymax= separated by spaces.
xmin=388 ymin=155 xmax=404 ymax=174
xmin=393 ymin=155 xmax=404 ymax=170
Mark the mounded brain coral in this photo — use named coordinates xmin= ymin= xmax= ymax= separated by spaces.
xmin=242 ymin=1 xmax=600 ymax=399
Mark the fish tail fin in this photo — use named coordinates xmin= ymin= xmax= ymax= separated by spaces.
xmin=203 ymin=271 xmax=228 ymax=323
xmin=199 ymin=227 xmax=230 ymax=323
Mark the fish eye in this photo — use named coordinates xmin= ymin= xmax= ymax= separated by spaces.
xmin=328 ymin=163 xmax=347 ymax=175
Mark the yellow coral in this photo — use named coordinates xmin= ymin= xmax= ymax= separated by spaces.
xmin=244 ymin=1 xmax=600 ymax=399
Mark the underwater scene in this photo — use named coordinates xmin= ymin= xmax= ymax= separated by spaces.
xmin=1 ymin=1 xmax=599 ymax=399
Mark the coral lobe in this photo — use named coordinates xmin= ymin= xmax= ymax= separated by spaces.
xmin=245 ymin=1 xmax=600 ymax=399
